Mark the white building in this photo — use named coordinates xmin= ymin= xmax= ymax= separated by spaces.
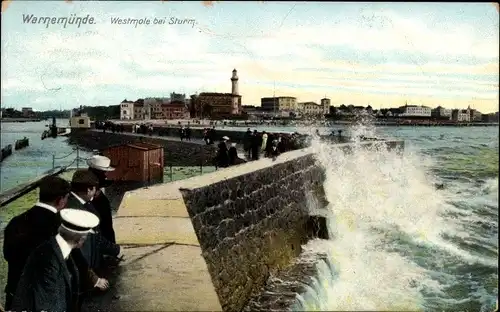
xmin=452 ymin=109 xmax=471 ymax=122
xmin=120 ymin=100 xmax=135 ymax=120
xmin=298 ymin=102 xmax=325 ymax=117
xmin=400 ymin=104 xmax=432 ymax=117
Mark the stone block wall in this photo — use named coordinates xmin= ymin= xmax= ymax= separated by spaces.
xmin=67 ymin=130 xmax=217 ymax=166
xmin=180 ymin=153 xmax=328 ymax=311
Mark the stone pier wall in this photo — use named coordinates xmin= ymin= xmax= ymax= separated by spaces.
xmin=180 ymin=152 xmax=327 ymax=311
xmin=67 ymin=130 xmax=217 ymax=166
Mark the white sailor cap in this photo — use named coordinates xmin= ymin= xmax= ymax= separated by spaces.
xmin=222 ymin=136 xmax=230 ymax=140
xmin=60 ymin=209 xmax=99 ymax=234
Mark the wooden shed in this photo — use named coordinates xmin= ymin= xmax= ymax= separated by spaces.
xmin=102 ymin=142 xmax=164 ymax=183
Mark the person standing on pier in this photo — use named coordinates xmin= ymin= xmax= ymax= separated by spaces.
xmin=68 ymin=170 xmax=121 ymax=273
xmin=228 ymin=142 xmax=243 ymax=166
xmin=185 ymin=126 xmax=192 ymax=141
xmin=250 ymin=130 xmax=262 ymax=160
xmin=179 ymin=126 xmax=186 ymax=141
xmin=87 ymin=155 xmax=117 ymax=245
xmin=270 ymin=139 xmax=281 ymax=161
xmin=11 ymin=209 xmax=99 ymax=312
xmin=2 ymin=176 xmax=107 ymax=311
xmin=216 ymin=136 xmax=230 ymax=168
xmin=261 ymin=131 xmax=268 ymax=155
xmin=243 ymin=128 xmax=252 ymax=159
xmin=209 ymin=126 xmax=216 ymax=145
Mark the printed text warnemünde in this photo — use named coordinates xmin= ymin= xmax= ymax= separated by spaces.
xmin=22 ymin=14 xmax=95 ymax=28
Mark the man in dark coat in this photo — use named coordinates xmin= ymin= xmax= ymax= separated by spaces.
xmin=2 ymin=176 xmax=107 ymax=311
xmin=216 ymin=136 xmax=230 ymax=168
xmin=270 ymin=139 xmax=281 ymax=161
xmin=250 ymin=130 xmax=262 ymax=160
xmin=68 ymin=170 xmax=121 ymax=274
xmin=87 ymin=155 xmax=117 ymax=244
xmin=208 ymin=126 xmax=216 ymax=145
xmin=243 ymin=128 xmax=252 ymax=159
xmin=11 ymin=209 xmax=100 ymax=312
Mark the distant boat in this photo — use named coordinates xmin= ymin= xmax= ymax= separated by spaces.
xmin=41 ymin=130 xmax=50 ymax=140
xmin=0 ymin=144 xmax=13 ymax=162
xmin=15 ymin=137 xmax=29 ymax=150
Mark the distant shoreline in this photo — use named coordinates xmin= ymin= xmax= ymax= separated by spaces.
xmin=110 ymin=119 xmax=499 ymax=128
xmin=0 ymin=118 xmax=43 ymax=123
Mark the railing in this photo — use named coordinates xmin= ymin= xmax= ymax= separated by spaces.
xmin=0 ymin=147 xmax=87 ymax=208
xmin=164 ymin=163 xmax=216 ymax=182
xmin=51 ymin=146 xmax=87 ymax=170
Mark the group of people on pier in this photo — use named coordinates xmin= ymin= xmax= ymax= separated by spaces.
xmin=179 ymin=126 xmax=192 ymax=141
xmin=2 ymin=155 xmax=120 ymax=312
xmin=95 ymin=121 xmax=125 ymax=133
xmin=214 ymin=128 xmax=301 ymax=169
xmin=203 ymin=126 xmax=217 ymax=145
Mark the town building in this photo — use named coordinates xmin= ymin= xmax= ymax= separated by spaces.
xmin=161 ymin=101 xmax=189 ymax=119
xmin=170 ymin=92 xmax=186 ymax=103
xmin=298 ymin=102 xmax=324 ymax=117
xmin=297 ymin=98 xmax=330 ymax=117
xmin=133 ymin=99 xmax=145 ymax=120
xmin=431 ymin=106 xmax=452 ymax=119
xmin=451 ymin=108 xmax=471 ymax=122
xmin=120 ymin=100 xmax=135 ymax=120
xmin=336 ymin=104 xmax=371 ymax=116
xmin=21 ymin=107 xmax=34 ymax=118
xmin=376 ymin=108 xmax=402 ymax=118
xmin=481 ymin=112 xmax=499 ymax=123
xmin=399 ymin=104 xmax=432 ymax=117
xmin=191 ymin=69 xmax=242 ymax=118
xmin=261 ymin=96 xmax=298 ymax=113
xmin=469 ymin=107 xmax=483 ymax=121
xmin=320 ymin=98 xmax=331 ymax=114
xmin=144 ymin=97 xmax=169 ymax=119
xmin=192 ymin=92 xmax=241 ymax=118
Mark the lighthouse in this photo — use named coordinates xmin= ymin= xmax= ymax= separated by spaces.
xmin=231 ymin=68 xmax=239 ymax=95
xmin=231 ymin=69 xmax=240 ymax=114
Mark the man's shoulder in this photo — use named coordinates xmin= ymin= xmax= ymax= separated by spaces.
xmin=93 ymin=191 xmax=110 ymax=204
xmin=4 ymin=206 xmax=40 ymax=231
xmin=28 ymin=238 xmax=60 ymax=266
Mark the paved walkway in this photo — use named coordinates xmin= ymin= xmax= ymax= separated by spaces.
xmin=83 ymin=180 xmax=223 ymax=311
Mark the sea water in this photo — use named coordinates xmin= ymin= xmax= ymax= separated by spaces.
xmin=295 ymin=124 xmax=498 ymax=311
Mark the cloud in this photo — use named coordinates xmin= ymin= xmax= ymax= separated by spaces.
xmin=252 ymin=10 xmax=499 ymax=60
xmin=1 ymin=2 xmax=499 ymax=113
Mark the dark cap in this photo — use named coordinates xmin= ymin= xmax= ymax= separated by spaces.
xmin=71 ymin=169 xmax=100 ymax=187
xmin=39 ymin=176 xmax=71 ymax=203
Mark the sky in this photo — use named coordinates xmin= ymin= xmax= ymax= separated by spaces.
xmin=1 ymin=1 xmax=499 ymax=113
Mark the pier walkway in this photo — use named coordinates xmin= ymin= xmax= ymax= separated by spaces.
xmin=89 ymin=129 xmax=209 ymax=145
